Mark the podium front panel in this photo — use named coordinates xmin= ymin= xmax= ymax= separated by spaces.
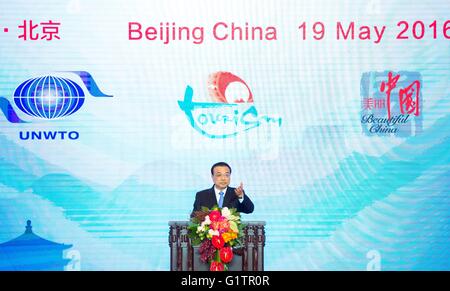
xmin=168 ymin=221 xmax=265 ymax=271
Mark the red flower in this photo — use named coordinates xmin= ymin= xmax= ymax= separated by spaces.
xmin=219 ymin=220 xmax=229 ymax=232
xmin=219 ymin=247 xmax=233 ymax=263
xmin=210 ymin=221 xmax=220 ymax=231
xmin=211 ymin=235 xmax=225 ymax=249
xmin=209 ymin=210 xmax=221 ymax=222
xmin=210 ymin=217 xmax=230 ymax=232
xmin=210 ymin=261 xmax=224 ymax=271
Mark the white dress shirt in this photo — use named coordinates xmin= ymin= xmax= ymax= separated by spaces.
xmin=214 ymin=186 xmax=244 ymax=206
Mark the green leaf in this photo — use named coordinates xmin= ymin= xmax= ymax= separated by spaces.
xmin=191 ymin=237 xmax=202 ymax=246
xmin=215 ymin=250 xmax=220 ymax=262
xmin=229 ymin=221 xmax=238 ymax=233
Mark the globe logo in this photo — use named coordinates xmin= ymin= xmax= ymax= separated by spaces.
xmin=13 ymin=75 xmax=85 ymax=119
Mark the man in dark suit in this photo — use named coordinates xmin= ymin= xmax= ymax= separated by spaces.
xmin=192 ymin=162 xmax=254 ymax=215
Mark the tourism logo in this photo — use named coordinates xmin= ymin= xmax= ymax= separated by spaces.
xmin=178 ymin=72 xmax=282 ymax=139
xmin=0 ymin=71 xmax=112 ymax=140
xmin=360 ymin=71 xmax=423 ymax=137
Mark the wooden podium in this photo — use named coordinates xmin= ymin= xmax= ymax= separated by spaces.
xmin=168 ymin=221 xmax=265 ymax=271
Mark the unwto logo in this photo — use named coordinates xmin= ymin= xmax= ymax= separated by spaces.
xmin=0 ymin=71 xmax=112 ymax=140
xmin=178 ymin=72 xmax=282 ymax=138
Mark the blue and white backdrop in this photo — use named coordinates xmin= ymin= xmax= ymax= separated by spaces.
xmin=0 ymin=0 xmax=449 ymax=270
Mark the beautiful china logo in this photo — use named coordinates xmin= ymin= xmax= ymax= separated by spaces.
xmin=0 ymin=71 xmax=112 ymax=140
xmin=360 ymin=71 xmax=423 ymax=137
xmin=178 ymin=72 xmax=282 ymax=139
xmin=188 ymin=206 xmax=243 ymax=271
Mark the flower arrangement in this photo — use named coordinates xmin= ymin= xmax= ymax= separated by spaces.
xmin=188 ymin=206 xmax=244 ymax=271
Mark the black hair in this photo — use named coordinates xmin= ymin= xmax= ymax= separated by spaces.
xmin=211 ymin=162 xmax=232 ymax=175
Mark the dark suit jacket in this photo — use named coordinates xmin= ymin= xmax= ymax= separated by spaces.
xmin=192 ymin=186 xmax=254 ymax=215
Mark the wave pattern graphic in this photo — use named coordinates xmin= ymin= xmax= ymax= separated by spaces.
xmin=68 ymin=71 xmax=113 ymax=97
xmin=0 ymin=97 xmax=27 ymax=123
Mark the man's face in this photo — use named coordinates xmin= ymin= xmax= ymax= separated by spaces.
xmin=212 ymin=166 xmax=231 ymax=190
